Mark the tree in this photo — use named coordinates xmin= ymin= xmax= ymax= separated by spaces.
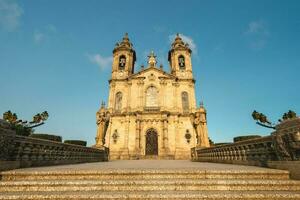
xmin=2 ymin=110 xmax=49 ymax=136
xmin=29 ymin=111 xmax=49 ymax=128
xmin=252 ymin=110 xmax=298 ymax=129
xmin=251 ymin=110 xmax=275 ymax=129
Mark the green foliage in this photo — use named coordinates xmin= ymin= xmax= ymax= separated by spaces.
xmin=234 ymin=135 xmax=262 ymax=143
xmin=252 ymin=110 xmax=271 ymax=125
xmin=30 ymin=111 xmax=49 ymax=124
xmin=3 ymin=110 xmax=19 ymax=124
xmin=29 ymin=133 xmax=62 ymax=142
xmin=2 ymin=110 xmax=49 ymax=135
xmin=13 ymin=124 xmax=33 ymax=136
xmin=253 ymin=110 xmax=298 ymax=126
xmin=64 ymin=140 xmax=87 ymax=146
xmin=208 ymin=137 xmax=214 ymax=146
xmin=281 ymin=110 xmax=297 ymax=121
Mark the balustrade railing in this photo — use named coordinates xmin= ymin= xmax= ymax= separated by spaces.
xmin=192 ymin=118 xmax=300 ymax=166
xmin=0 ymin=124 xmax=108 ymax=170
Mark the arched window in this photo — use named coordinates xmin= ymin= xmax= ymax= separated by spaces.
xmin=119 ymin=55 xmax=126 ymax=70
xmin=181 ymin=91 xmax=189 ymax=112
xmin=178 ymin=55 xmax=185 ymax=69
xmin=146 ymin=86 xmax=158 ymax=107
xmin=115 ymin=92 xmax=122 ymax=112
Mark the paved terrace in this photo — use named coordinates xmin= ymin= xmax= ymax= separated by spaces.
xmin=4 ymin=160 xmax=287 ymax=173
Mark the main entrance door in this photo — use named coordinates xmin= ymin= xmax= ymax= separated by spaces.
xmin=145 ymin=129 xmax=158 ymax=155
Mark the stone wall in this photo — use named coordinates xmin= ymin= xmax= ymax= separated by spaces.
xmin=0 ymin=120 xmax=108 ymax=171
xmin=191 ymin=118 xmax=300 ymax=179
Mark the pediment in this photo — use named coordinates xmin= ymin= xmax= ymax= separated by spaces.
xmin=129 ymin=67 xmax=176 ymax=80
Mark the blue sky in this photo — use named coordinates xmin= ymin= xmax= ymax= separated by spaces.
xmin=0 ymin=0 xmax=299 ymax=145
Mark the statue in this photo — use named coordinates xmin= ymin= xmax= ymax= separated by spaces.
xmin=148 ymin=51 xmax=157 ymax=67
xmin=273 ymin=131 xmax=300 ymax=161
xmin=95 ymin=102 xmax=110 ymax=147
xmin=273 ymin=133 xmax=291 ymax=160
xmin=190 ymin=103 xmax=210 ymax=147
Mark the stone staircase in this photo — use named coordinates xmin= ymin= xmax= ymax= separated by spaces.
xmin=1 ymin=168 xmax=300 ymax=199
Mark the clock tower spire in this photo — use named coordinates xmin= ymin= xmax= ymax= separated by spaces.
xmin=168 ymin=33 xmax=193 ymax=79
xmin=111 ymin=33 xmax=136 ymax=79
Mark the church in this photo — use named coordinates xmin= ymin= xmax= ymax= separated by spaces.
xmin=94 ymin=33 xmax=210 ymax=159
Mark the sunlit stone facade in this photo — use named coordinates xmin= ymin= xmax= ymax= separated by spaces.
xmin=95 ymin=33 xmax=210 ymax=159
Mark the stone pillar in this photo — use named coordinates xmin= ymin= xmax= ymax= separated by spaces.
xmin=174 ymin=115 xmax=180 ymax=158
xmin=138 ymin=79 xmax=144 ymax=111
xmin=124 ymin=116 xmax=130 ymax=148
xmin=172 ymin=82 xmax=179 ymax=111
xmin=120 ymin=115 xmax=130 ymax=159
xmin=108 ymin=82 xmax=116 ymax=112
xmin=159 ymin=79 xmax=167 ymax=110
xmin=162 ymin=118 xmax=169 ymax=152
xmin=135 ymin=116 xmax=141 ymax=151
xmin=126 ymin=81 xmax=132 ymax=112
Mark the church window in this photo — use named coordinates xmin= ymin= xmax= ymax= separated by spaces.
xmin=115 ymin=92 xmax=122 ymax=112
xmin=181 ymin=91 xmax=189 ymax=112
xmin=119 ymin=55 xmax=126 ymax=70
xmin=178 ymin=55 xmax=185 ymax=69
xmin=146 ymin=86 xmax=158 ymax=107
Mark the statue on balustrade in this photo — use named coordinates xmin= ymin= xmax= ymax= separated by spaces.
xmin=252 ymin=110 xmax=300 ymax=161
xmin=273 ymin=131 xmax=300 ymax=161
xmin=95 ymin=102 xmax=110 ymax=148
xmin=190 ymin=103 xmax=210 ymax=147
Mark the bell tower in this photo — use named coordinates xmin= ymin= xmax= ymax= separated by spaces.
xmin=111 ymin=33 xmax=136 ymax=79
xmin=168 ymin=34 xmax=193 ymax=79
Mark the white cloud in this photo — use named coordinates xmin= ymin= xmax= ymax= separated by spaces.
xmin=245 ymin=20 xmax=269 ymax=36
xmin=34 ymin=31 xmax=44 ymax=43
xmin=250 ymin=39 xmax=267 ymax=50
xmin=153 ymin=26 xmax=166 ymax=33
xmin=87 ymin=53 xmax=113 ymax=70
xmin=213 ymin=44 xmax=224 ymax=53
xmin=33 ymin=24 xmax=57 ymax=44
xmin=0 ymin=0 xmax=23 ymax=31
xmin=46 ymin=24 xmax=57 ymax=33
xmin=244 ymin=20 xmax=270 ymax=50
xmin=169 ymin=33 xmax=197 ymax=53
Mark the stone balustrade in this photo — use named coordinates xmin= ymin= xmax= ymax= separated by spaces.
xmin=191 ymin=135 xmax=277 ymax=166
xmin=192 ymin=118 xmax=300 ymax=166
xmin=0 ymin=121 xmax=108 ymax=171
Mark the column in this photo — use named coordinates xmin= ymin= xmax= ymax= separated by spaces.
xmin=108 ymin=82 xmax=116 ymax=112
xmin=135 ymin=119 xmax=141 ymax=150
xmin=163 ymin=119 xmax=169 ymax=151
xmin=138 ymin=79 xmax=144 ymax=110
xmin=120 ymin=115 xmax=130 ymax=159
xmin=126 ymin=81 xmax=132 ymax=112
xmin=172 ymin=82 xmax=179 ymax=111
xmin=160 ymin=79 xmax=166 ymax=110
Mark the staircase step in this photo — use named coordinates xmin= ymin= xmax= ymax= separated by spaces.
xmin=1 ymin=179 xmax=300 ymax=192
xmin=1 ymin=190 xmax=300 ymax=200
xmin=1 ymin=162 xmax=297 ymax=199
xmin=1 ymin=169 xmax=290 ymax=181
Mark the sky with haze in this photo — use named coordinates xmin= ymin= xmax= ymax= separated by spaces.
xmin=0 ymin=0 xmax=300 ymax=145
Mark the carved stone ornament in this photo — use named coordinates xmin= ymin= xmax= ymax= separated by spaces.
xmin=148 ymin=73 xmax=156 ymax=81
xmin=185 ymin=130 xmax=191 ymax=143
xmin=272 ymin=133 xmax=292 ymax=161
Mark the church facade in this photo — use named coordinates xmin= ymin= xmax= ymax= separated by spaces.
xmin=94 ymin=33 xmax=210 ymax=160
